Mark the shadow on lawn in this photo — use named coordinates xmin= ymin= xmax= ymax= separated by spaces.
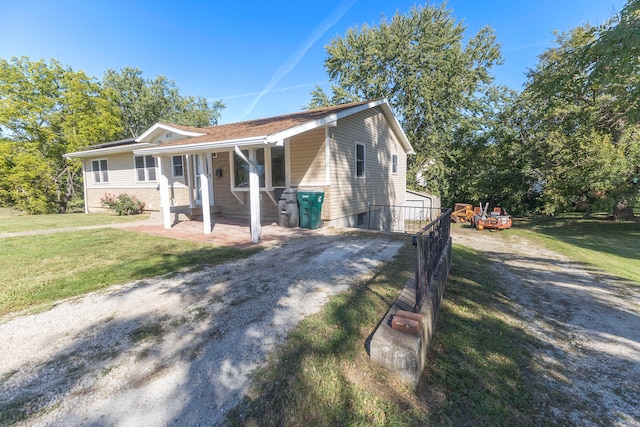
xmin=517 ymin=217 xmax=640 ymax=263
xmin=421 ymin=245 xmax=640 ymax=426
xmin=1 ymin=233 xmax=405 ymax=426
xmin=3 ymin=234 xmax=637 ymax=426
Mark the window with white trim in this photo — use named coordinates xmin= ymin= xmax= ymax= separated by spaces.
xmin=356 ymin=142 xmax=365 ymax=178
xmin=271 ymin=146 xmax=285 ymax=187
xmin=172 ymin=155 xmax=184 ymax=178
xmin=233 ymin=148 xmax=266 ymax=189
xmin=134 ymin=155 xmax=157 ymax=182
xmin=392 ymin=154 xmax=398 ymax=174
xmin=91 ymin=159 xmax=109 ymax=183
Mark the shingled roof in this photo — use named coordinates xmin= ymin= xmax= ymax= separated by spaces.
xmin=148 ymin=99 xmax=377 ymax=148
xmin=66 ymin=99 xmax=413 ymax=157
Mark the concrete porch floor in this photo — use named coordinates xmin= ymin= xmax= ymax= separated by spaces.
xmin=121 ymin=216 xmax=323 ymax=248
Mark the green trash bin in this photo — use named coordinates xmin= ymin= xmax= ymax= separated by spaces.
xmin=297 ymin=189 xmax=324 ymax=229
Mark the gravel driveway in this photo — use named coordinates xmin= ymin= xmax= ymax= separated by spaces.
xmin=0 ymin=229 xmax=404 ymax=426
xmin=451 ymin=226 xmax=640 ymax=426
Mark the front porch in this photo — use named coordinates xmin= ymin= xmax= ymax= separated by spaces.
xmin=126 ymin=215 xmax=319 ymax=248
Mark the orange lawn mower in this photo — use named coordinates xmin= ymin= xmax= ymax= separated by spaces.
xmin=472 ymin=202 xmax=513 ymax=231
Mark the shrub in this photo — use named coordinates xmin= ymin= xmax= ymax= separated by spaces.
xmin=100 ymin=193 xmax=145 ymax=215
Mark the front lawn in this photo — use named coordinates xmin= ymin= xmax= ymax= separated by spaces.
xmin=510 ymin=216 xmax=640 ymax=286
xmin=0 ymin=229 xmax=260 ymax=316
xmin=0 ymin=208 xmax=149 ymax=234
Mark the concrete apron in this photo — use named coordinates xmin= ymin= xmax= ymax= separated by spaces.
xmin=369 ymin=237 xmax=452 ymax=385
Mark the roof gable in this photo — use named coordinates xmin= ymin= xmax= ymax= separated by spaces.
xmin=135 ymin=123 xmax=206 ymax=143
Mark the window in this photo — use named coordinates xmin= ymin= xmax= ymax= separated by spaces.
xmin=392 ymin=154 xmax=398 ymax=174
xmin=172 ymin=155 xmax=184 ymax=178
xmin=134 ymin=155 xmax=157 ymax=182
xmin=271 ymin=146 xmax=285 ymax=187
xmin=91 ymin=159 xmax=108 ymax=183
xmin=233 ymin=148 xmax=266 ymax=188
xmin=357 ymin=212 xmax=366 ymax=227
xmin=256 ymin=148 xmax=265 ymax=187
xmin=356 ymin=143 xmax=365 ymax=178
xmin=234 ymin=149 xmax=249 ymax=188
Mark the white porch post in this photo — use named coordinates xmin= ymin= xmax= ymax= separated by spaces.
xmin=157 ymin=156 xmax=172 ymax=229
xmin=235 ymin=146 xmax=261 ymax=243
xmin=199 ymin=154 xmax=213 ymax=234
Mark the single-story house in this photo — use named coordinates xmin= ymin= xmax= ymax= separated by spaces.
xmin=65 ymin=98 xmax=414 ymax=242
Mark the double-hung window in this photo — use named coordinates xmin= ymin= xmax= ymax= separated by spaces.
xmin=356 ymin=143 xmax=365 ymax=178
xmin=91 ymin=159 xmax=109 ymax=183
xmin=135 ymin=155 xmax=157 ymax=182
xmin=172 ymin=155 xmax=184 ymax=178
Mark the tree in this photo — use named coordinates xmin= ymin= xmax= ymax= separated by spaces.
xmin=0 ymin=57 xmax=121 ymax=213
xmin=522 ymin=0 xmax=640 ymax=219
xmin=448 ymin=87 xmax=544 ymax=216
xmin=103 ymin=67 xmax=225 ymax=139
xmin=309 ymin=4 xmax=502 ymax=202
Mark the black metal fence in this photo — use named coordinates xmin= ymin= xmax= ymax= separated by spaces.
xmin=367 ymin=204 xmax=443 ymax=234
xmin=413 ymin=209 xmax=451 ymax=311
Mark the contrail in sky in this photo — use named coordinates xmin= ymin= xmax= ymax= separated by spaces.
xmin=221 ymin=82 xmax=323 ymax=100
xmin=240 ymin=0 xmax=357 ymax=119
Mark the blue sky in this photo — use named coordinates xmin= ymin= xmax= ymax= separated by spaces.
xmin=0 ymin=0 xmax=625 ymax=125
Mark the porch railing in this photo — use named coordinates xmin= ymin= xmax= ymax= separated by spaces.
xmin=413 ymin=209 xmax=451 ymax=311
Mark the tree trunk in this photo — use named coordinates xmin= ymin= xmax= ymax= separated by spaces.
xmin=613 ymin=199 xmax=635 ymax=221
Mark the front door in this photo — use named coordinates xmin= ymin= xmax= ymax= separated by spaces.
xmin=193 ymin=154 xmax=214 ymax=206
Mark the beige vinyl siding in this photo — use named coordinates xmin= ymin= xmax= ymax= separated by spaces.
xmin=83 ymin=152 xmax=189 ymax=212
xmin=328 ymin=106 xmax=406 ymax=222
xmin=84 ymin=153 xmax=186 ymax=189
xmin=289 ymin=127 xmax=326 ymax=186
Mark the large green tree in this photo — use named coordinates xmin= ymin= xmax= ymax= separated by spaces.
xmin=523 ymin=0 xmax=640 ymax=219
xmin=103 ymin=67 xmax=224 ymax=139
xmin=308 ymin=4 xmax=502 ymax=202
xmin=0 ymin=60 xmax=226 ymax=214
xmin=447 ymin=87 xmax=544 ymax=216
xmin=0 ymin=57 xmax=121 ymax=213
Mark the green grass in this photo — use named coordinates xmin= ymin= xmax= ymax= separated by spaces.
xmin=0 ymin=207 xmax=149 ymax=234
xmin=0 ymin=228 xmax=260 ymax=316
xmin=418 ymin=244 xmax=542 ymax=425
xmin=509 ymin=216 xmax=640 ymax=286
xmin=226 ymin=242 xmax=542 ymax=426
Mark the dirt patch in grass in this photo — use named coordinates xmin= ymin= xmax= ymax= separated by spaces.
xmin=450 ymin=225 xmax=640 ymax=426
